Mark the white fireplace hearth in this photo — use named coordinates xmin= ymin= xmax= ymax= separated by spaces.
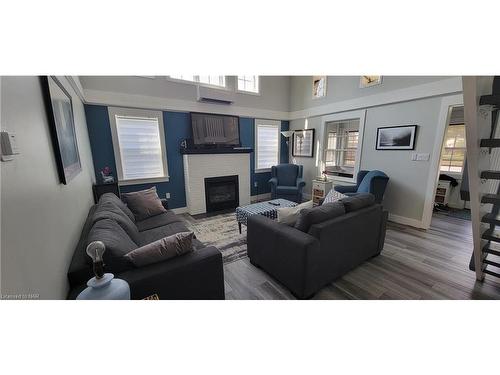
xmin=183 ymin=153 xmax=251 ymax=215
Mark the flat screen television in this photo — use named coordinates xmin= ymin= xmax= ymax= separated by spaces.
xmin=191 ymin=113 xmax=240 ymax=146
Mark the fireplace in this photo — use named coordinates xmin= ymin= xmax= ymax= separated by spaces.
xmin=204 ymin=175 xmax=239 ymax=213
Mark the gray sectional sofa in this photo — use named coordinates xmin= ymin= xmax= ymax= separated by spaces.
xmin=247 ymin=194 xmax=388 ymax=299
xmin=67 ymin=193 xmax=224 ymax=299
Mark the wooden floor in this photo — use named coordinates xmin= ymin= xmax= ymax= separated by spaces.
xmin=223 ymin=213 xmax=500 ymax=299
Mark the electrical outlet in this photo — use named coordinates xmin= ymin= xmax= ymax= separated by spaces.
xmin=165 ymin=193 xmax=171 ymax=199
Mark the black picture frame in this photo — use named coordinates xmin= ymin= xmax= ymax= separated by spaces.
xmin=292 ymin=129 xmax=315 ymax=157
xmin=40 ymin=76 xmax=82 ymax=184
xmin=376 ymin=125 xmax=417 ymax=150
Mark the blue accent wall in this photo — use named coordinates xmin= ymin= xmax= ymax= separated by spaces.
xmin=84 ymin=105 xmax=289 ymax=208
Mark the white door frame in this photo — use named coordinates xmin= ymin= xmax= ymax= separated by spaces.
xmin=421 ymin=94 xmax=464 ymax=229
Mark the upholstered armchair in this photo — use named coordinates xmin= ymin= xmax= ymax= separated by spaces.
xmin=334 ymin=170 xmax=389 ymax=204
xmin=269 ymin=164 xmax=305 ymax=203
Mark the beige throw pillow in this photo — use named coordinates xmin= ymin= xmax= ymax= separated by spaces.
xmin=121 ymin=186 xmax=167 ymax=221
xmin=124 ymin=232 xmax=194 ymax=267
xmin=277 ymin=200 xmax=314 ymax=226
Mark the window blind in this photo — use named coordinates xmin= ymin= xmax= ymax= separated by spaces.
xmin=256 ymin=123 xmax=279 ymax=170
xmin=115 ymin=116 xmax=165 ymax=180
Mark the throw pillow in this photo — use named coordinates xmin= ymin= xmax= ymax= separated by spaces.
xmin=277 ymin=200 xmax=313 ymax=226
xmin=340 ymin=193 xmax=375 ymax=213
xmin=124 ymin=232 xmax=194 ymax=267
xmin=323 ymin=188 xmax=347 ymax=204
xmin=294 ymin=202 xmax=345 ymax=232
xmin=121 ymin=187 xmax=167 ymax=221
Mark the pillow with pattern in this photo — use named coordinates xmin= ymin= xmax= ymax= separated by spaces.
xmin=323 ymin=189 xmax=347 ymax=204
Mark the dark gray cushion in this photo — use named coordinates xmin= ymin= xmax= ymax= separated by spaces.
xmin=124 ymin=232 xmax=194 ymax=267
xmin=340 ymin=193 xmax=375 ymax=213
xmin=121 ymin=187 xmax=167 ymax=221
xmin=294 ymin=202 xmax=345 ymax=232
xmin=135 ymin=211 xmax=183 ymax=232
xmin=92 ymin=201 xmax=141 ymax=244
xmin=87 ymin=219 xmax=137 ymax=273
xmin=138 ymin=221 xmax=192 ymax=246
xmin=99 ymin=193 xmax=135 ymax=222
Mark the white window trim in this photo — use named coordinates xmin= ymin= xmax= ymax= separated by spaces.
xmin=108 ymin=106 xmax=170 ymax=185
xmin=321 ymin=109 xmax=366 ymax=184
xmin=165 ymin=76 xmax=231 ymax=91
xmin=254 ymin=119 xmax=281 ymax=173
xmin=236 ymin=76 xmax=261 ymax=96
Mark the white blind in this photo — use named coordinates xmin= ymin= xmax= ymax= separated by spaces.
xmin=256 ymin=122 xmax=279 ymax=170
xmin=115 ymin=116 xmax=165 ymax=180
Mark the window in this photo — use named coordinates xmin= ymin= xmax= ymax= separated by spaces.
xmin=237 ymin=76 xmax=259 ymax=93
xmin=108 ymin=107 xmax=169 ymax=184
xmin=324 ymin=119 xmax=360 ymax=178
xmin=255 ymin=119 xmax=280 ymax=171
xmin=440 ymin=124 xmax=466 ymax=173
xmin=168 ymin=75 xmax=226 ymax=88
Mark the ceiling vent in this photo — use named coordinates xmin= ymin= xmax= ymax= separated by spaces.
xmin=197 ymin=85 xmax=234 ymax=105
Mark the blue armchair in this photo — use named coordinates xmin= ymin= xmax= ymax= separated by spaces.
xmin=334 ymin=170 xmax=389 ymax=204
xmin=269 ymin=164 xmax=305 ymax=203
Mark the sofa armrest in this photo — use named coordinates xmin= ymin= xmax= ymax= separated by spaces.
xmin=247 ymin=215 xmax=320 ymax=298
xmin=118 ymin=246 xmax=224 ymax=300
xmin=334 ymin=184 xmax=357 ymax=194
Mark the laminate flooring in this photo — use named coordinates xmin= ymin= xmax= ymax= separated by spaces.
xmin=223 ymin=213 xmax=500 ymax=299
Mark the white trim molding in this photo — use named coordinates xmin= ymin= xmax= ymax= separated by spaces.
xmin=108 ymin=106 xmax=170 ymax=184
xmin=421 ymin=94 xmax=464 ymax=229
xmin=84 ymin=88 xmax=289 ymax=121
xmin=320 ymin=109 xmax=367 ymax=184
xmin=388 ymin=213 xmax=426 ymax=229
xmin=65 ymin=76 xmax=85 ymax=102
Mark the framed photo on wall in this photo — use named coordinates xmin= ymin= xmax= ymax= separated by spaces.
xmin=292 ymin=129 xmax=315 ymax=157
xmin=40 ymin=76 xmax=82 ymax=184
xmin=312 ymin=76 xmax=327 ymax=98
xmin=376 ymin=125 xmax=417 ymax=150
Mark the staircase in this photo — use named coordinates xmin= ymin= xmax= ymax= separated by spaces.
xmin=465 ymin=76 xmax=500 ymax=280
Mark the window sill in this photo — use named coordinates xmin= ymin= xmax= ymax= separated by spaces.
xmin=255 ymin=168 xmax=272 ymax=174
xmin=118 ymin=176 xmax=170 ymax=186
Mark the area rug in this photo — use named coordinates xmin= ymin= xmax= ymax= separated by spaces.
xmin=181 ymin=212 xmax=247 ymax=263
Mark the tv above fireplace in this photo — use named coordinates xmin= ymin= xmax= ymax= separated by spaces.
xmin=191 ymin=112 xmax=240 ymax=146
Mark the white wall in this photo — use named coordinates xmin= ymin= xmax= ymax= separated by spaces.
xmin=289 ymin=76 xmax=463 ymax=227
xmin=1 ymin=76 xmax=95 ymax=299
xmin=80 ymin=76 xmax=291 ymax=119
xmin=290 ymin=76 xmax=451 ymax=112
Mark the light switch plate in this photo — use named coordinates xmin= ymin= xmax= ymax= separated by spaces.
xmin=165 ymin=193 xmax=171 ymax=199
xmin=411 ymin=153 xmax=430 ymax=161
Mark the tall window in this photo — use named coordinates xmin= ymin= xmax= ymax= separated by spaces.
xmin=108 ymin=107 xmax=169 ymax=184
xmin=168 ymin=75 xmax=226 ymax=88
xmin=237 ymin=76 xmax=259 ymax=93
xmin=255 ymin=119 xmax=280 ymax=171
xmin=324 ymin=119 xmax=360 ymax=178
xmin=440 ymin=124 xmax=466 ymax=173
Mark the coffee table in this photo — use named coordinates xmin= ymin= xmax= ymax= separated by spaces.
xmin=235 ymin=199 xmax=298 ymax=234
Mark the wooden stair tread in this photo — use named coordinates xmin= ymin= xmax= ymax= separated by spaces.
xmin=481 ymin=228 xmax=500 ymax=242
xmin=481 ymin=139 xmax=500 ymax=148
xmin=481 ymin=171 xmax=500 ymax=180
xmin=482 ymin=194 xmax=500 ymax=204
xmin=482 ymin=213 xmax=500 ymax=225
xmin=483 ymin=246 xmax=500 ymax=257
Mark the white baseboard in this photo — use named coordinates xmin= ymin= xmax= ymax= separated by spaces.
xmin=171 ymin=206 xmax=188 ymax=214
xmin=388 ymin=213 xmax=426 ymax=229
xmin=251 ymin=193 xmax=271 ymax=202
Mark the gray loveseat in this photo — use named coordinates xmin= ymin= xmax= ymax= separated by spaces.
xmin=67 ymin=193 xmax=224 ymax=299
xmin=247 ymin=194 xmax=388 ymax=299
